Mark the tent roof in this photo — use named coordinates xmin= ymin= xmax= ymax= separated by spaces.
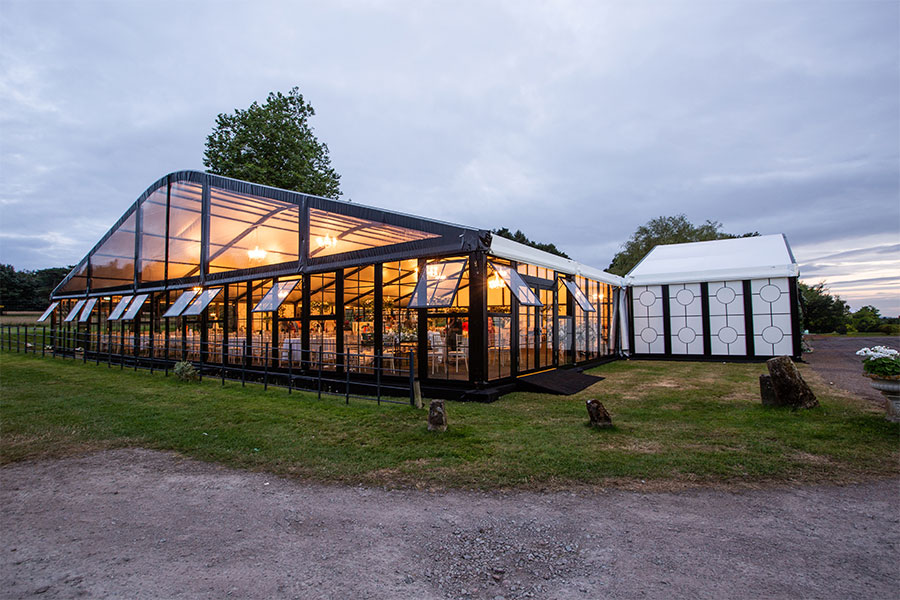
xmin=625 ymin=234 xmax=798 ymax=286
xmin=488 ymin=236 xmax=624 ymax=286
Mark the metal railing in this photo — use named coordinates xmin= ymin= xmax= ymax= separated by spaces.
xmin=1 ymin=325 xmax=418 ymax=406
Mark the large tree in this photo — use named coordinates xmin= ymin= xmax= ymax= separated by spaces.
xmin=493 ymin=228 xmax=570 ymax=258
xmin=799 ymin=282 xmax=849 ymax=333
xmin=607 ymin=214 xmax=758 ymax=276
xmin=850 ymin=305 xmax=882 ymax=333
xmin=203 ymin=87 xmax=341 ymax=198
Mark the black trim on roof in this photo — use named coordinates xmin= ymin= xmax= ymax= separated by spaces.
xmin=51 ymin=170 xmax=494 ymax=300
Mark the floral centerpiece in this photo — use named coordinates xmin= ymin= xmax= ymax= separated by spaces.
xmin=856 ymin=345 xmax=900 ymax=422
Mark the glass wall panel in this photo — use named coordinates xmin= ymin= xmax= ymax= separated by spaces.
xmin=557 ymin=280 xmax=572 ymax=365
xmin=208 ymin=186 xmax=300 ymax=273
xmin=225 ymin=283 xmax=249 ymax=365
xmin=488 ymin=315 xmax=511 ymax=380
xmin=308 ymin=273 xmax=337 ymax=370
xmin=91 ymin=211 xmax=136 ymax=289
xmin=382 ymin=260 xmax=418 ymax=376
xmin=139 ymin=187 xmax=168 ymax=283
xmin=343 ymin=266 xmax=376 ymax=373
xmin=427 ymin=315 xmax=468 ymax=380
xmin=309 ymin=208 xmax=439 ymax=259
xmin=486 ymin=261 xmax=512 ymax=380
xmin=167 ymin=182 xmax=203 ymax=279
xmin=249 ymin=280 xmax=273 ymax=366
xmin=274 ymin=277 xmax=302 ymax=366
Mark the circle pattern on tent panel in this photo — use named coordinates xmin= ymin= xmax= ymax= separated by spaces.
xmin=677 ymin=327 xmax=697 ymax=344
xmin=675 ymin=288 xmax=695 ymax=306
xmin=717 ymin=326 xmax=739 ymax=344
xmin=761 ymin=326 xmax=785 ymax=344
xmin=759 ymin=284 xmax=782 ymax=304
xmin=715 ymin=286 xmax=736 ymax=305
xmin=640 ymin=328 xmax=659 ymax=344
xmin=639 ymin=290 xmax=657 ymax=307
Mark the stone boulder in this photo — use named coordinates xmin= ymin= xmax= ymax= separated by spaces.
xmin=765 ymin=356 xmax=818 ymax=410
xmin=427 ymin=399 xmax=447 ymax=432
xmin=586 ymin=399 xmax=613 ymax=428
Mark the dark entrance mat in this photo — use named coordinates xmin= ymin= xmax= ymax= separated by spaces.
xmin=516 ymin=369 xmax=605 ymax=396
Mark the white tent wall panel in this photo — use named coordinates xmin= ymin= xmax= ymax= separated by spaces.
xmin=668 ymin=283 xmax=704 ymax=355
xmin=632 ymin=285 xmax=665 ymax=354
xmin=708 ymin=281 xmax=746 ymax=356
xmin=750 ymin=277 xmax=794 ymax=356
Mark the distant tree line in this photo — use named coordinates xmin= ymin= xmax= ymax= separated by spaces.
xmin=0 ymin=265 xmax=70 ymax=312
xmin=799 ymin=282 xmax=898 ymax=335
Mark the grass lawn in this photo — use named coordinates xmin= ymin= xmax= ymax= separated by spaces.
xmin=1 ymin=351 xmax=897 ymax=490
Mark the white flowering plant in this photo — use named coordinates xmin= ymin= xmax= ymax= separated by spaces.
xmin=856 ymin=346 xmax=900 ymax=378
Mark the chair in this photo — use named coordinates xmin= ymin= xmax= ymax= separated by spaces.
xmin=448 ymin=334 xmax=468 ymax=372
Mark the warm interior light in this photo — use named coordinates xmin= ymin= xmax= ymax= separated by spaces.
xmin=316 ymin=234 xmax=338 ymax=249
xmin=247 ymin=246 xmax=267 ymax=260
xmin=488 ymin=275 xmax=504 ymax=289
xmin=192 ymin=286 xmax=203 ymax=292
xmin=426 ymin=264 xmax=446 ymax=280
xmin=277 ymin=289 xmax=289 ymax=299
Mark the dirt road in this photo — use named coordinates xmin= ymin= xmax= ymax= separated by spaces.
xmin=2 ymin=449 xmax=897 ymax=599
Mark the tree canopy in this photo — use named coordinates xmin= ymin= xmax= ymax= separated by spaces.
xmin=203 ymin=87 xmax=341 ymax=198
xmin=798 ymin=282 xmax=850 ymax=333
xmin=493 ymin=228 xmax=570 ymax=259
xmin=0 ymin=265 xmax=70 ymax=311
xmin=606 ymin=214 xmax=759 ymax=276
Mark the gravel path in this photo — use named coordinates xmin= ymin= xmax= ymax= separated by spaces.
xmin=2 ymin=449 xmax=898 ymax=599
xmin=804 ymin=335 xmax=900 ymax=406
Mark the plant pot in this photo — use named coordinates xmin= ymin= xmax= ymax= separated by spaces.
xmin=867 ymin=375 xmax=900 ymax=422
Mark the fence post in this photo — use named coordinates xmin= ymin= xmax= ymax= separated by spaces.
xmin=16 ymin=326 xmax=20 ymax=353
xmin=149 ymin=333 xmax=154 ymax=373
xmin=345 ymin=353 xmax=351 ymax=404
xmin=263 ymin=342 xmax=269 ymax=391
xmin=42 ymin=326 xmax=46 ymax=357
xmin=317 ymin=346 xmax=323 ymax=399
xmin=287 ymin=344 xmax=293 ymax=394
xmin=408 ymin=350 xmax=415 ymax=406
xmin=198 ymin=340 xmax=204 ymax=383
xmin=376 ymin=355 xmax=382 ymax=405
xmin=221 ymin=339 xmax=226 ymax=387
xmin=24 ymin=325 xmax=28 ymax=354
xmin=241 ymin=347 xmax=246 ymax=387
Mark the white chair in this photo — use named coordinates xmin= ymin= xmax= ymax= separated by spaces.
xmin=448 ymin=334 xmax=468 ymax=372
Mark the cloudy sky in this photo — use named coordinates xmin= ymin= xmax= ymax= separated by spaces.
xmin=1 ymin=0 xmax=897 ymax=313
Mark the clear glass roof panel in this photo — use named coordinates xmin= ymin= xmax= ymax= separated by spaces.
xmin=208 ymin=186 xmax=300 ymax=273
xmin=107 ymin=296 xmax=133 ymax=321
xmin=77 ymin=298 xmax=98 ymax=322
xmin=121 ymin=294 xmax=149 ymax=321
xmin=162 ymin=289 xmax=200 ymax=318
xmin=182 ymin=287 xmax=223 ymax=316
xmin=37 ymin=301 xmax=60 ymax=322
xmin=563 ymin=279 xmax=596 ymax=312
xmin=139 ymin=187 xmax=168 ymax=283
xmin=408 ymin=259 xmax=467 ymax=308
xmin=167 ymin=182 xmax=203 ymax=279
xmin=91 ymin=210 xmax=136 ymax=290
xmin=252 ymin=280 xmax=299 ymax=313
xmin=309 ymin=207 xmax=440 ymax=259
xmin=63 ymin=299 xmax=87 ymax=322
xmin=57 ymin=260 xmax=88 ymax=294
xmin=489 ymin=262 xmax=542 ymax=307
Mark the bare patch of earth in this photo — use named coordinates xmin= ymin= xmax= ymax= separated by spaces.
xmin=2 ymin=449 xmax=898 ymax=599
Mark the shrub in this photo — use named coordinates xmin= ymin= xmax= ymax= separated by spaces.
xmin=173 ymin=361 xmax=199 ymax=382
